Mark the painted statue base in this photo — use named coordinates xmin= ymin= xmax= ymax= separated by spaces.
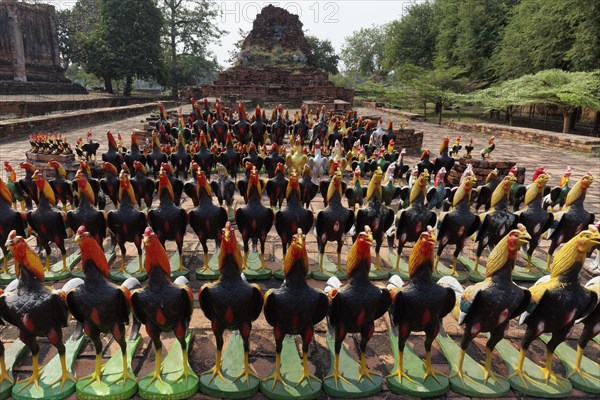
xmin=260 ymin=336 xmax=321 ymax=400
xmin=539 ymin=334 xmax=598 ymax=394
xmin=109 ymin=256 xmax=147 ymax=282
xmin=199 ymin=331 xmax=260 ymax=398
xmin=322 ymin=332 xmax=382 ymax=398
xmin=45 ymin=251 xmax=82 ymax=281
xmin=12 ymin=334 xmax=85 ymax=400
xmin=0 ymin=340 xmax=27 ymax=400
xmin=432 ymin=261 xmax=468 ymax=283
xmin=436 ymin=333 xmax=510 ymax=397
xmin=75 ymin=335 xmax=142 ymax=399
xmin=387 ymin=330 xmax=449 ymax=397
xmin=242 ymin=252 xmax=272 ymax=280
xmin=169 ymin=252 xmax=190 ymax=280
xmin=495 ymin=338 xmax=572 ymax=398
xmin=138 ymin=333 xmax=198 ymax=400
xmin=387 ymin=254 xmax=410 ymax=281
xmin=311 ymin=256 xmax=347 ymax=281
xmin=196 ymin=253 xmax=221 ymax=280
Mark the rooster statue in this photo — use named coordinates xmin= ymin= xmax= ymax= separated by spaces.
xmin=263 ymin=229 xmax=328 ymax=388
xmin=325 ymin=226 xmax=391 ymax=386
xmin=452 ymin=225 xmax=532 ymax=384
xmin=511 ymin=226 xmax=599 ymax=387
xmin=388 ymin=227 xmax=455 ymax=385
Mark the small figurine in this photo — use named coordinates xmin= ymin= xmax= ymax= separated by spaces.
xmin=480 ymin=136 xmax=495 ymax=159
xmin=102 ymin=131 xmax=123 ymax=173
xmin=286 ymin=137 xmax=308 ymax=174
xmin=0 ymin=178 xmax=26 ymax=274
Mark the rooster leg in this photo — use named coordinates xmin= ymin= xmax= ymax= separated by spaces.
xmin=0 ymin=343 xmax=13 ymax=385
xmin=387 ymin=334 xmax=414 ymax=383
xmin=450 ymin=349 xmax=477 ymax=385
xmin=82 ymin=325 xmax=103 ymax=387
xmin=525 ymin=254 xmax=533 ymax=273
xmin=20 ymin=200 xmax=26 ymax=212
xmin=433 ymin=255 xmax=440 ymax=274
xmin=178 ymin=248 xmax=187 ymax=272
xmin=232 ymin=324 xmax=259 ymax=384
xmin=203 ymin=325 xmax=226 ymax=383
xmin=175 ymin=324 xmax=195 ymax=384
xmin=48 ymin=343 xmax=76 ymax=390
xmin=546 ymin=254 xmax=553 ymax=272
xmin=423 ymin=327 xmax=446 ymax=383
xmin=473 ymin=256 xmax=482 ymax=276
xmin=297 ymin=328 xmax=318 ymax=388
xmin=568 ymin=345 xmax=599 ymax=383
xmin=18 ymin=353 xmax=42 ymax=391
xmin=260 ymin=238 xmax=267 ymax=270
xmin=541 ymin=328 xmax=571 ymax=387
xmin=265 ymin=329 xmax=287 ymax=389
xmin=508 ymin=348 xmax=537 ymax=386
xmin=319 ymin=252 xmax=324 ymax=273
xmin=336 ymin=252 xmax=342 ymax=271
xmin=324 ymin=332 xmax=350 ymax=387
xmin=148 ymin=347 xmax=164 ymax=386
xmin=118 ymin=245 xmax=127 ymax=273
xmin=45 ymin=253 xmax=51 ymax=272
xmin=357 ymin=323 xmax=378 ymax=383
xmin=1 ymin=257 xmax=7 ymax=275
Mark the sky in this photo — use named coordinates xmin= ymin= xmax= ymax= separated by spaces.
xmin=211 ymin=0 xmax=417 ymax=67
xmin=48 ymin=0 xmax=417 ymax=68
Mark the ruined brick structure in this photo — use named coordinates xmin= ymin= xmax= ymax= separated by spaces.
xmin=192 ymin=5 xmax=353 ymax=106
xmin=0 ymin=0 xmax=86 ymax=94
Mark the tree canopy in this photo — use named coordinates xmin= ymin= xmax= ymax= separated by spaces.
xmin=340 ymin=27 xmax=387 ymax=79
xmin=306 ymin=36 xmax=339 ymax=75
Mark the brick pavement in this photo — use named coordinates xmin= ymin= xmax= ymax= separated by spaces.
xmin=0 ymin=106 xmax=598 ymax=399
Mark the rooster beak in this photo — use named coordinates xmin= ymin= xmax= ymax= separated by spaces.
xmin=74 ymin=233 xmax=82 ymax=243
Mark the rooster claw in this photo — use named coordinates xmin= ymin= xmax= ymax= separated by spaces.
xmin=202 ymin=367 xmax=227 ymax=384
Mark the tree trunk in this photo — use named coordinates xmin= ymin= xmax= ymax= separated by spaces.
xmin=507 ymin=106 xmax=513 ymax=126
xmin=593 ymin=111 xmax=599 ymax=135
xmin=169 ymin=5 xmax=178 ymax=99
xmin=124 ymin=76 xmax=133 ymax=96
xmin=569 ymin=107 xmax=579 ymax=132
xmin=438 ymin=106 xmax=443 ymax=125
xmin=435 ymin=101 xmax=442 ymax=114
xmin=104 ymin=75 xmax=113 ymax=94
xmin=423 ymin=101 xmax=427 ymax=118
xmin=562 ymin=110 xmax=572 ymax=133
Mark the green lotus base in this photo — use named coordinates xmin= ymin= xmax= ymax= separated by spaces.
xmin=368 ymin=265 xmax=390 ymax=280
xmin=387 ymin=254 xmax=410 ymax=281
xmin=311 ymin=256 xmax=347 ymax=281
xmin=322 ymin=332 xmax=382 ymax=398
xmin=109 ymin=255 xmax=147 ymax=282
xmin=458 ymin=256 xmax=487 ymax=283
xmin=12 ymin=334 xmax=85 ymax=400
xmin=45 ymin=251 xmax=82 ymax=281
xmin=432 ymin=261 xmax=468 ymax=283
xmin=168 ymin=253 xmax=190 ymax=280
xmin=0 ymin=264 xmax=16 ymax=284
xmin=513 ymin=251 xmax=548 ymax=282
xmin=138 ymin=333 xmax=198 ymax=400
xmin=436 ymin=333 xmax=510 ymax=398
xmin=495 ymin=339 xmax=572 ymax=398
xmin=75 ymin=335 xmax=142 ymax=399
xmin=260 ymin=336 xmax=321 ymax=400
xmin=242 ymin=252 xmax=272 ymax=280
xmin=539 ymin=334 xmax=599 ymax=394
xmin=273 ymin=269 xmax=312 ymax=280
xmin=387 ymin=330 xmax=449 ymax=397
xmin=199 ymin=332 xmax=260 ymax=398
xmin=0 ymin=340 xmax=27 ymax=400
xmin=72 ymin=252 xmax=115 ymax=280
xmin=196 ymin=253 xmax=221 ymax=280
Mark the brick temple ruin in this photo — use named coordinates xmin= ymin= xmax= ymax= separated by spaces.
xmin=0 ymin=0 xmax=86 ymax=94
xmin=185 ymin=5 xmax=354 ymax=108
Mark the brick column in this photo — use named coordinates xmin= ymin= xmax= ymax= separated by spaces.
xmin=6 ymin=0 xmax=26 ymax=82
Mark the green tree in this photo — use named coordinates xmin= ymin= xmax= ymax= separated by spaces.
xmin=383 ymin=2 xmax=436 ymax=71
xmin=434 ymin=0 xmax=517 ymax=82
xmin=340 ymin=26 xmax=387 ymax=78
xmin=100 ymin=0 xmax=164 ymax=96
xmin=306 ymin=35 xmax=339 ymax=74
xmin=158 ymin=0 xmax=223 ymax=98
xmin=492 ymin=0 xmax=600 ymax=80
xmin=475 ymin=70 xmax=600 ymax=132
